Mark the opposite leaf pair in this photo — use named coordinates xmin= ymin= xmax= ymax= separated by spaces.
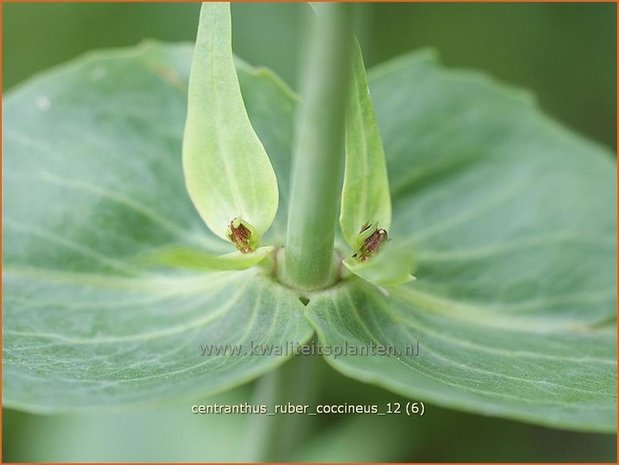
xmin=182 ymin=2 xmax=413 ymax=287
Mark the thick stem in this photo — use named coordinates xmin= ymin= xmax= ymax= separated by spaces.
xmin=283 ymin=3 xmax=354 ymax=290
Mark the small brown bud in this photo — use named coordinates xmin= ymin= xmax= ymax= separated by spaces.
xmin=226 ymin=218 xmax=258 ymax=253
xmin=353 ymin=223 xmax=389 ymax=262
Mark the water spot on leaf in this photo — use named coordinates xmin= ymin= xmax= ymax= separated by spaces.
xmin=90 ymin=66 xmax=107 ymax=81
xmin=35 ymin=96 xmax=50 ymax=111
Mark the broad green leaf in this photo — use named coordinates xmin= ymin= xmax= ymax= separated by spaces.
xmin=306 ymin=51 xmax=616 ymax=432
xmin=307 ymin=280 xmax=615 ymax=432
xmin=343 ymin=241 xmax=415 ymax=287
xmin=340 ymin=39 xmax=391 ymax=247
xmin=183 ymin=3 xmax=279 ymax=244
xmin=3 ymin=42 xmax=311 ymax=412
xmin=142 ymin=245 xmax=274 ymax=271
xmin=4 ymin=268 xmax=313 ymax=413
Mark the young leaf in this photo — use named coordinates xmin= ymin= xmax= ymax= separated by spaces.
xmin=183 ymin=3 xmax=279 ymax=245
xmin=340 ymin=39 xmax=392 ymax=248
xmin=142 ymin=245 xmax=274 ymax=271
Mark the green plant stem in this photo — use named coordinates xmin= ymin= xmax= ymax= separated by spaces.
xmin=239 ymin=354 xmax=320 ymax=461
xmin=283 ymin=3 xmax=354 ymax=290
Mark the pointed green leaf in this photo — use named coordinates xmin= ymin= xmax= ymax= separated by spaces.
xmin=343 ymin=241 xmax=415 ymax=287
xmin=3 ymin=42 xmax=310 ymax=412
xmin=142 ymin=245 xmax=274 ymax=271
xmin=340 ymin=39 xmax=391 ymax=247
xmin=183 ymin=3 xmax=279 ymax=243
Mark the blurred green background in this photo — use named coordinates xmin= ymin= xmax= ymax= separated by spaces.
xmin=3 ymin=2 xmax=616 ymax=148
xmin=3 ymin=2 xmax=617 ymax=462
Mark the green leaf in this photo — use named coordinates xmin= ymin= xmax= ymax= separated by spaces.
xmin=183 ymin=3 xmax=279 ymax=244
xmin=340 ymin=39 xmax=392 ymax=247
xmin=307 ymin=280 xmax=615 ymax=432
xmin=4 ymin=267 xmax=313 ymax=413
xmin=306 ymin=51 xmax=616 ymax=432
xmin=142 ymin=245 xmax=274 ymax=271
xmin=3 ymin=42 xmax=312 ymax=412
xmin=343 ymin=241 xmax=415 ymax=287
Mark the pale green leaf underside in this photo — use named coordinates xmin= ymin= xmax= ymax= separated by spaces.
xmin=3 ymin=42 xmax=310 ymax=412
xmin=143 ymin=245 xmax=273 ymax=271
xmin=3 ymin=41 xmax=616 ymax=432
xmin=308 ymin=51 xmax=616 ymax=432
xmin=183 ymin=3 xmax=278 ymax=241
xmin=340 ymin=39 xmax=392 ymax=247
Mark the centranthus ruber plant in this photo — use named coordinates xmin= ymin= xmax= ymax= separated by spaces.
xmin=4 ymin=3 xmax=615 ymax=458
